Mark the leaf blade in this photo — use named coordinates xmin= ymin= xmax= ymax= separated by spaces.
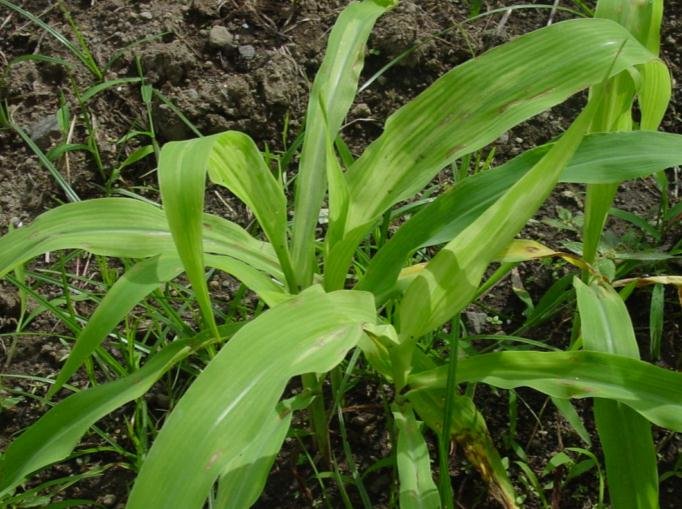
xmin=408 ymin=351 xmax=682 ymax=432
xmin=126 ymin=287 xmax=375 ymax=509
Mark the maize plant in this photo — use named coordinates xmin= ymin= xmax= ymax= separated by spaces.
xmin=1 ymin=1 xmax=681 ymax=507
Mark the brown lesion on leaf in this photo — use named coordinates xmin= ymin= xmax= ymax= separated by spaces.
xmin=205 ymin=449 xmax=223 ymax=471
xmin=498 ymin=87 xmax=557 ymax=114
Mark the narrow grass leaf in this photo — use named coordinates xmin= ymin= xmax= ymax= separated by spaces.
xmin=638 ymin=60 xmax=671 ymax=130
xmin=158 ymin=136 xmax=220 ymax=336
xmin=408 ymin=388 xmax=517 ymax=509
xmin=215 ymin=393 xmax=312 ymax=508
xmin=126 ymin=286 xmax=375 ymax=509
xmin=80 ymin=77 xmax=143 ymax=102
xmin=595 ymin=0 xmax=663 ymax=54
xmin=0 ymin=199 xmax=171 ymax=275
xmin=0 ymin=0 xmax=101 ymax=78
xmin=397 ymin=89 xmax=597 ymax=345
xmin=0 ymin=324 xmax=241 ymax=497
xmin=649 ymin=284 xmax=665 ymax=360
xmin=408 ymin=351 xmax=682 ymax=432
xmin=551 ymin=398 xmax=591 ymax=446
xmin=0 ymin=199 xmax=283 ymax=283
xmin=393 ymin=406 xmax=441 ymax=509
xmin=344 ymin=19 xmax=653 ymax=227
xmin=291 ymin=0 xmax=395 ymax=285
xmin=358 ymin=130 xmax=682 ymax=301
xmin=206 ymin=131 xmax=295 ymax=289
xmin=159 ymin=130 xmax=296 ymax=333
xmin=575 ymin=278 xmax=658 ymax=508
xmin=326 ymin=19 xmax=657 ymax=285
xmin=46 ymin=255 xmax=184 ymax=399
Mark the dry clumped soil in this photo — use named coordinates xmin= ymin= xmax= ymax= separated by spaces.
xmin=0 ymin=1 xmax=681 ymax=507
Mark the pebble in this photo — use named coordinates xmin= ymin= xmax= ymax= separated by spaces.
xmin=100 ymin=494 xmax=117 ymax=506
xmin=139 ymin=11 xmax=153 ymax=20
xmin=238 ymin=44 xmax=256 ymax=60
xmin=352 ymin=102 xmax=372 ymax=117
xmin=26 ymin=116 xmax=61 ymax=149
xmin=208 ymin=26 xmax=235 ymax=49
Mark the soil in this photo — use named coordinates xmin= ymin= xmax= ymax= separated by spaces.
xmin=0 ymin=1 xmax=680 ymax=508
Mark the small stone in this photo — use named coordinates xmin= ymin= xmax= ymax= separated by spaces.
xmin=26 ymin=115 xmax=61 ymax=149
xmin=238 ymin=44 xmax=256 ymax=60
xmin=139 ymin=11 xmax=153 ymax=20
xmin=465 ymin=311 xmax=488 ymax=334
xmin=208 ymin=26 xmax=234 ymax=50
xmin=514 ymin=137 xmax=524 ymax=143
xmin=351 ymin=102 xmax=372 ymax=117
xmin=100 ymin=494 xmax=117 ymax=506
xmin=191 ymin=0 xmax=216 ymax=17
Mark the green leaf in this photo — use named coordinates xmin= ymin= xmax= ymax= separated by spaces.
xmin=575 ymin=278 xmax=658 ymax=509
xmin=0 ymin=199 xmax=172 ymax=276
xmin=649 ymin=284 xmax=665 ymax=360
xmin=359 ymin=129 xmax=682 ymax=302
xmin=126 ymin=286 xmax=375 ymax=509
xmin=408 ymin=350 xmax=682 ymax=432
xmin=595 ymin=0 xmax=663 ymax=54
xmin=396 ymin=88 xmax=597 ymax=349
xmin=408 ymin=390 xmax=518 ymax=509
xmin=550 ymin=398 xmax=591 ymax=446
xmin=47 ymin=255 xmax=184 ymax=399
xmin=206 ymin=131 xmax=295 ymax=289
xmin=574 ymin=278 xmax=640 ymax=358
xmin=0 ymin=324 xmax=241 ymax=497
xmin=291 ymin=0 xmax=394 ymax=286
xmin=344 ymin=18 xmax=654 ymax=226
xmin=215 ymin=393 xmax=312 ymax=508
xmin=159 ymin=130 xmax=297 ymax=335
xmin=326 ymin=19 xmax=656 ymax=284
xmin=638 ymin=60 xmax=671 ymax=130
xmin=393 ymin=405 xmax=441 ymax=509
xmin=158 ymin=135 xmax=221 ymax=337
xmin=0 ymin=198 xmax=283 ymax=282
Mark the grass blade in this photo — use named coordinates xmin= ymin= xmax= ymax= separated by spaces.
xmin=206 ymin=131 xmax=295 ymax=290
xmin=46 ymin=255 xmax=184 ymax=399
xmin=291 ymin=0 xmax=395 ymax=286
xmin=0 ymin=199 xmax=171 ymax=275
xmin=0 ymin=0 xmax=101 ymax=79
xmin=358 ymin=130 xmax=682 ymax=301
xmin=126 ymin=286 xmax=375 ymax=509
xmin=393 ymin=405 xmax=441 ymax=509
xmin=396 ymin=87 xmax=597 ymax=350
xmin=215 ymin=393 xmax=311 ymax=508
xmin=409 ymin=389 xmax=517 ymax=509
xmin=408 ymin=350 xmax=682 ymax=432
xmin=0 ymin=199 xmax=283 ymax=283
xmin=328 ymin=18 xmax=657 ymax=287
xmin=0 ymin=324 xmax=241 ymax=497
xmin=158 ymin=136 xmax=220 ymax=337
xmin=649 ymin=283 xmax=665 ymax=360
xmin=575 ymin=278 xmax=658 ymax=508
xmin=338 ymin=18 xmax=655 ymax=234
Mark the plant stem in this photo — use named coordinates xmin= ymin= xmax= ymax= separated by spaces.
xmin=302 ymin=372 xmax=331 ymax=464
xmin=438 ymin=316 xmax=460 ymax=509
